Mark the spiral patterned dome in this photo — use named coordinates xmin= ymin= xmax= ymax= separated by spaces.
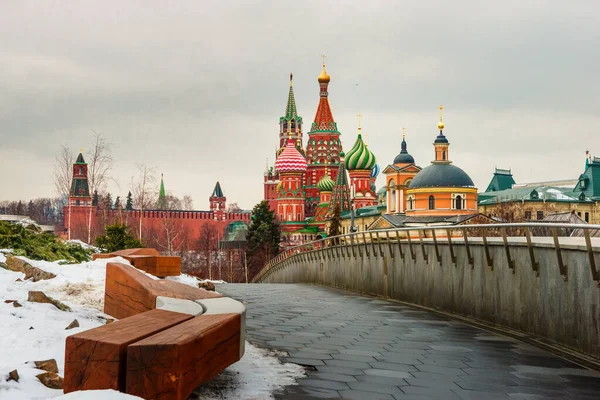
xmin=317 ymin=172 xmax=335 ymax=192
xmin=345 ymin=134 xmax=376 ymax=171
xmin=275 ymin=139 xmax=307 ymax=173
xmin=371 ymin=163 xmax=380 ymax=179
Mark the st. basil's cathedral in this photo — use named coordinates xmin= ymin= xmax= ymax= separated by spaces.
xmin=264 ymin=62 xmax=481 ymax=245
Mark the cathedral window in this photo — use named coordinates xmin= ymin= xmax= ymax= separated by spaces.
xmin=536 ymin=211 xmax=544 ymax=220
xmin=428 ymin=195 xmax=435 ymax=210
xmin=455 ymin=195 xmax=463 ymax=210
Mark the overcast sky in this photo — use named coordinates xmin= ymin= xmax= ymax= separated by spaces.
xmin=1 ymin=1 xmax=599 ymax=209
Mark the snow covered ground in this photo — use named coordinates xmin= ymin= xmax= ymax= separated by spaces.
xmin=0 ymin=252 xmax=304 ymax=399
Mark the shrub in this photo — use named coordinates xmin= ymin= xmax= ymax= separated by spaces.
xmin=95 ymin=223 xmax=143 ymax=253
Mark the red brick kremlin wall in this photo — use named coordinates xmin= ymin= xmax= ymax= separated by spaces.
xmin=63 ymin=206 xmax=250 ymax=251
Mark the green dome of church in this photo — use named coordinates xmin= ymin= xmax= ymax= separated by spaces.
xmin=345 ymin=134 xmax=376 ymax=171
xmin=317 ymin=172 xmax=335 ymax=192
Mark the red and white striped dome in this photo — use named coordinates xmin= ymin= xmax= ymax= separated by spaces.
xmin=275 ymin=139 xmax=307 ymax=173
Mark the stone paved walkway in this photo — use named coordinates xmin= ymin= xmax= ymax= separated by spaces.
xmin=217 ymin=283 xmax=600 ymax=400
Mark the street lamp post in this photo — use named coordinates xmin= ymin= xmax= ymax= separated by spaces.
xmin=350 ymin=183 xmax=357 ymax=233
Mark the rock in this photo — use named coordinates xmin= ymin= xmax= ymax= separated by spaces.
xmin=7 ymin=369 xmax=19 ymax=382
xmin=5 ymin=256 xmax=29 ymax=272
xmin=36 ymin=372 xmax=63 ymax=390
xmin=65 ymin=319 xmax=79 ymax=330
xmin=105 ymin=318 xmax=115 ymax=325
xmin=0 ymin=262 xmax=8 ymax=270
xmin=29 ymin=327 xmax=34 ymax=330
xmin=34 ymin=359 xmax=59 ymax=373
xmin=4 ymin=300 xmax=15 ymax=303
xmin=198 ymin=281 xmax=215 ymax=291
xmin=24 ymin=266 xmax=56 ymax=282
xmin=15 ymin=278 xmax=22 ymax=282
xmin=27 ymin=291 xmax=71 ymax=312
xmin=13 ymin=301 xmax=22 ymax=308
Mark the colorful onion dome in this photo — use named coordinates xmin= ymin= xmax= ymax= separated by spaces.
xmin=371 ymin=163 xmax=380 ymax=179
xmin=274 ymin=138 xmax=307 ymax=173
xmin=345 ymin=134 xmax=376 ymax=171
xmin=317 ymin=172 xmax=335 ymax=192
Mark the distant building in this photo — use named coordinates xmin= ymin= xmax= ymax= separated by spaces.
xmin=478 ymin=154 xmax=600 ymax=224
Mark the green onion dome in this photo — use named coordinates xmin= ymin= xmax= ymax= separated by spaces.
xmin=345 ymin=134 xmax=376 ymax=171
xmin=317 ymin=172 xmax=335 ymax=192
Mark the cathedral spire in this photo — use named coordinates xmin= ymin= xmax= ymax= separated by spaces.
xmin=312 ymin=58 xmax=336 ymax=131
xmin=157 ymin=174 xmax=167 ymax=209
xmin=284 ymin=73 xmax=298 ymax=121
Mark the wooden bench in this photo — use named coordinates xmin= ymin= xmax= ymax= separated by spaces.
xmin=64 ymin=262 xmax=246 ymax=399
xmin=64 ymin=309 xmax=192 ymax=393
xmin=126 ymin=314 xmax=242 ymax=400
xmin=93 ymin=248 xmax=181 ymax=276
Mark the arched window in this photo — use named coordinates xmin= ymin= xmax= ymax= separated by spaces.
xmin=428 ymin=195 xmax=435 ymax=210
xmin=455 ymin=195 xmax=463 ymax=210
xmin=442 ymin=151 xmax=446 ymax=161
xmin=408 ymin=196 xmax=414 ymax=210
xmin=79 ymin=167 xmax=84 ymax=174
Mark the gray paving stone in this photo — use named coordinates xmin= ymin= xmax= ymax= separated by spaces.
xmin=368 ymin=361 xmax=418 ymax=372
xmin=364 ymin=369 xmax=412 ymax=379
xmin=339 ymin=349 xmax=382 ymax=357
xmin=307 ymin=371 xmax=358 ymax=382
xmin=332 ymin=353 xmax=376 ymax=362
xmin=338 ymin=389 xmax=396 ymax=400
xmin=324 ymin=359 xmax=372 ymax=370
xmin=347 ymin=381 xmax=404 ymax=396
xmin=289 ymin=351 xmax=334 ymax=360
xmin=315 ymin=365 xmax=365 ymax=376
xmin=297 ymin=378 xmax=350 ymax=391
xmin=285 ymin=357 xmax=326 ymax=366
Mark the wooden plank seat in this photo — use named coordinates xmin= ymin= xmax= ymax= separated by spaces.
xmin=126 ymin=313 xmax=242 ymax=400
xmin=64 ymin=309 xmax=193 ymax=393
xmin=64 ymin=261 xmax=246 ymax=398
xmin=93 ymin=248 xmax=181 ymax=276
xmin=104 ymin=262 xmax=221 ymax=320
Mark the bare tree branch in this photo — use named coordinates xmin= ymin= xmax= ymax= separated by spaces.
xmin=53 ymin=145 xmax=75 ymax=199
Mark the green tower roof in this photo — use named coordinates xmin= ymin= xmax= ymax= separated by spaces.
xmin=75 ymin=153 xmax=86 ymax=164
xmin=212 ymin=181 xmax=224 ymax=198
xmin=485 ymin=168 xmax=516 ymax=192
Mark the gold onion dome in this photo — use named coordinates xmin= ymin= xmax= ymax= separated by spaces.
xmin=318 ymin=65 xmax=330 ymax=83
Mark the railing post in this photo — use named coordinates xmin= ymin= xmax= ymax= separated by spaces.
xmin=446 ymin=229 xmax=457 ymax=265
xmin=406 ymin=230 xmax=416 ymax=261
xmin=344 ymin=235 xmax=351 ymax=258
xmin=376 ymin=231 xmax=384 ymax=257
xmin=501 ymin=227 xmax=515 ymax=273
xmin=551 ymin=227 xmax=568 ymax=281
xmin=369 ymin=232 xmax=378 ymax=257
xmin=354 ymin=233 xmax=361 ymax=258
xmin=482 ymin=231 xmax=494 ymax=270
xmin=431 ymin=229 xmax=441 ymax=264
xmin=462 ymin=228 xmax=474 ymax=268
xmin=584 ymin=229 xmax=599 ymax=287
xmin=362 ymin=232 xmax=370 ymax=257
xmin=524 ymin=227 xmax=539 ymax=276
xmin=396 ymin=231 xmax=404 ymax=260
xmin=418 ymin=230 xmax=428 ymax=263
xmin=386 ymin=230 xmax=394 ymax=258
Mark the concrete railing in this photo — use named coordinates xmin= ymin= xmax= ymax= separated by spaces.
xmin=254 ymin=223 xmax=600 ymax=362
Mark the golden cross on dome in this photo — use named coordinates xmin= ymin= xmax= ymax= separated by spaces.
xmin=357 ymin=113 xmax=362 ymax=131
xmin=321 ymin=54 xmax=327 ymax=68
xmin=402 ymin=127 xmax=406 ymax=139
xmin=438 ymin=104 xmax=445 ymax=130
xmin=79 ymin=148 xmax=83 ymax=153
xmin=439 ymin=105 xmax=443 ymax=121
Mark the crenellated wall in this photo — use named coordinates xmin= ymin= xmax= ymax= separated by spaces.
xmin=257 ymin=237 xmax=600 ymax=361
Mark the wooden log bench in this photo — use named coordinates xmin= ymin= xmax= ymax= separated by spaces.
xmin=64 ymin=262 xmax=246 ymax=399
xmin=93 ymin=248 xmax=181 ymax=276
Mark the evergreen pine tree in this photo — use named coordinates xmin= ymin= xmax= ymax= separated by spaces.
xmin=125 ymin=191 xmax=134 ymax=210
xmin=329 ymin=203 xmax=342 ymax=244
xmin=103 ymin=193 xmax=113 ymax=210
xmin=114 ymin=196 xmax=121 ymax=210
xmin=27 ymin=200 xmax=35 ymax=217
xmin=95 ymin=223 xmax=143 ymax=253
xmin=246 ymin=201 xmax=280 ymax=278
xmin=92 ymin=190 xmax=99 ymax=207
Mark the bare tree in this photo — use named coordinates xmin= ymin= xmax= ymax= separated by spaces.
xmin=53 ymin=145 xmax=75 ymax=199
xmin=226 ymin=202 xmax=242 ymax=213
xmin=131 ymin=164 xmax=157 ymax=242
xmin=182 ymin=195 xmax=194 ymax=211
xmin=197 ymin=223 xmax=219 ymax=280
xmin=85 ymin=132 xmax=114 ymax=243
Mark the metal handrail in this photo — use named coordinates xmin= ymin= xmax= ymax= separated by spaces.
xmin=254 ymin=222 xmax=600 ymax=285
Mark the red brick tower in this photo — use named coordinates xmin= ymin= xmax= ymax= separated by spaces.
xmin=65 ymin=151 xmax=93 ymax=240
xmin=210 ymin=181 xmax=226 ymax=220
xmin=305 ymin=59 xmax=343 ymax=217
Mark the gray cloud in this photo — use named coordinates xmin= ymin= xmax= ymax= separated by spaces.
xmin=1 ymin=0 xmax=599 ymax=208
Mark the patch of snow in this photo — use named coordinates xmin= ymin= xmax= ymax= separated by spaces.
xmin=0 ymin=256 xmax=305 ymax=399
xmin=66 ymin=240 xmax=100 ymax=253
xmin=0 ymin=253 xmax=6 ymax=263
xmin=546 ymin=188 xmax=574 ymax=200
xmin=55 ymin=390 xmax=143 ymax=399
xmin=192 ymin=342 xmax=305 ymax=400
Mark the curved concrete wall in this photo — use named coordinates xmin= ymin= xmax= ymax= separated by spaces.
xmin=258 ymin=237 xmax=600 ymax=360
